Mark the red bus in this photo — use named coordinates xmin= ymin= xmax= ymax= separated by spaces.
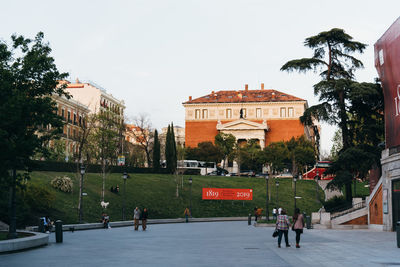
xmin=302 ymin=161 xmax=334 ymax=180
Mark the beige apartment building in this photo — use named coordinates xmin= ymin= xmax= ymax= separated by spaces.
xmin=65 ymin=79 xmax=125 ymax=123
xmin=52 ymin=94 xmax=90 ymax=160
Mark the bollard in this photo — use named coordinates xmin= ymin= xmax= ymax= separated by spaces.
xmin=38 ymin=218 xmax=45 ymax=233
xmin=55 ymin=220 xmax=63 ymax=243
xmin=397 ymin=221 xmax=400 ymax=248
xmin=306 ymin=216 xmax=311 ymax=229
xmin=248 ymin=214 xmax=251 ymax=225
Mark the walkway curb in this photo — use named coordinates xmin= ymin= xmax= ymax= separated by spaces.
xmin=26 ymin=217 xmax=249 ymax=232
xmin=0 ymin=231 xmax=48 ymax=253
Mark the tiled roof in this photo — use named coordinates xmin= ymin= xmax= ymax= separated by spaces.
xmin=183 ymin=89 xmax=304 ymax=104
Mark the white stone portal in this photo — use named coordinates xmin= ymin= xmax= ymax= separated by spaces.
xmin=216 ymin=119 xmax=268 ymax=148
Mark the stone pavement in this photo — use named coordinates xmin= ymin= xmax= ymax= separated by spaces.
xmin=0 ymin=221 xmax=399 ymax=267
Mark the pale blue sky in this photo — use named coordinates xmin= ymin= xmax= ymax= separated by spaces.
xmin=2 ymin=1 xmax=399 ymax=154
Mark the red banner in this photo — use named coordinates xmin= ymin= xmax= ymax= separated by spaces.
xmin=202 ymin=188 xmax=253 ymax=200
xmin=375 ymin=17 xmax=400 ymax=149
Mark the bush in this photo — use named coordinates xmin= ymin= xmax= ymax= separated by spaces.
xmin=51 ymin=176 xmax=73 ymax=193
xmin=323 ymin=196 xmax=351 ymax=212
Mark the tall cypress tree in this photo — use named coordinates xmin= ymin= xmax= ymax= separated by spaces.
xmin=165 ymin=125 xmax=172 ymax=173
xmin=170 ymin=123 xmax=177 ymax=173
xmin=153 ymin=129 xmax=160 ymax=172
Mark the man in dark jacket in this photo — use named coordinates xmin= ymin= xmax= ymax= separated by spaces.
xmin=141 ymin=208 xmax=148 ymax=230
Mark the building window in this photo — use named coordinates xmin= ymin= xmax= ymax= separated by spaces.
xmin=67 ymin=110 xmax=71 ymax=123
xmin=280 ymin=108 xmax=286 ymax=118
xmin=256 ymin=108 xmax=262 ymax=118
xmin=242 ymin=108 xmax=247 ymax=118
xmin=226 ymin=109 xmax=232 ymax=119
xmin=61 ymin=108 xmax=65 ymax=119
xmin=195 ymin=109 xmax=200 ymax=119
xmin=288 ymin=107 xmax=294 ymax=117
xmin=73 ymin=112 xmax=77 ymax=125
xmin=67 ymin=127 xmax=71 ymax=138
xmin=202 ymin=109 xmax=208 ymax=119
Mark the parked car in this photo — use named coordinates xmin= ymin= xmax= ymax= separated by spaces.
xmin=225 ymin=173 xmax=238 ymax=177
xmin=276 ymin=172 xmax=293 ymax=178
xmin=240 ymin=170 xmax=256 ymax=177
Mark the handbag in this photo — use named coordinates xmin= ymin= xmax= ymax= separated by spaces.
xmin=272 ymin=228 xmax=279 ymax=238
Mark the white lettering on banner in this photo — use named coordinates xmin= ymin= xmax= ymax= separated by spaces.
xmin=236 ymin=192 xmax=250 ymax=198
xmin=395 ymin=85 xmax=400 ymax=116
xmin=206 ymin=189 xmax=219 ymax=198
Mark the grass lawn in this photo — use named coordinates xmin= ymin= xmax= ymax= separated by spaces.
xmin=28 ymin=171 xmax=325 ymax=224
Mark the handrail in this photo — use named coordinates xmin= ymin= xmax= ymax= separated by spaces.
xmin=331 ymin=201 xmax=366 ymax=219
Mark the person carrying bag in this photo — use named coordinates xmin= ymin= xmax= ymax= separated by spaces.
xmin=292 ymin=208 xmax=305 ymax=248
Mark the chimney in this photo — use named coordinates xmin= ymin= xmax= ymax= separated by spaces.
xmin=261 ymin=83 xmax=264 ymax=90
xmin=271 ymin=92 xmax=275 ymax=99
xmin=211 ymin=91 xmax=214 ymax=94
xmin=189 ymin=96 xmax=192 ymax=101
xmin=76 ymin=78 xmax=80 ymax=84
xmin=245 ymin=84 xmax=248 ymax=91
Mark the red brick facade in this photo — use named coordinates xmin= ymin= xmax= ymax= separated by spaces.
xmin=369 ymin=184 xmax=383 ymax=225
xmin=185 ymin=119 xmax=306 ymax=148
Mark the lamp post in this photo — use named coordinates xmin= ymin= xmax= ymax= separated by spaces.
xmin=189 ymin=177 xmax=193 ymax=218
xmin=275 ymin=179 xmax=280 ymax=207
xmin=79 ymin=165 xmax=85 ymax=223
xmin=315 ymin=170 xmax=320 ymax=203
xmin=293 ymin=175 xmax=298 ymax=212
xmin=122 ymin=171 xmax=128 ymax=220
xmin=265 ymin=173 xmax=269 ymax=221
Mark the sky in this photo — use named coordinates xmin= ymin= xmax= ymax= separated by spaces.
xmin=2 ymin=0 xmax=399 ymax=155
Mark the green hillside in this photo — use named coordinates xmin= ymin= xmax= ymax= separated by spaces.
xmin=24 ymin=171 xmax=324 ymax=225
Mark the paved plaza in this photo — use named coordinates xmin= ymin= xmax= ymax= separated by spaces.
xmin=1 ymin=221 xmax=399 ymax=267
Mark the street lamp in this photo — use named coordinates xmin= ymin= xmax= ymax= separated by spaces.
xmin=275 ymin=179 xmax=280 ymax=207
xmin=79 ymin=165 xmax=85 ymax=223
xmin=315 ymin=170 xmax=320 ymax=203
xmin=265 ymin=173 xmax=269 ymax=221
xmin=189 ymin=177 xmax=193 ymax=218
xmin=293 ymin=175 xmax=298 ymax=212
xmin=122 ymin=171 xmax=128 ymax=220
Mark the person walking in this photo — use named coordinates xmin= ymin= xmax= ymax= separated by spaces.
xmin=272 ymin=207 xmax=277 ymax=220
xmin=184 ymin=207 xmax=190 ymax=223
xmin=133 ymin=207 xmax=141 ymax=231
xmin=141 ymin=208 xmax=148 ymax=231
xmin=254 ymin=207 xmax=258 ymax=221
xmin=292 ymin=208 xmax=305 ymax=248
xmin=276 ymin=209 xmax=291 ymax=248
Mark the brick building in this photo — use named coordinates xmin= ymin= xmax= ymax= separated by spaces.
xmin=183 ymin=83 xmax=319 ymax=150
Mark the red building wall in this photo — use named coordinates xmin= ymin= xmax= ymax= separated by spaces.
xmin=185 ymin=119 xmax=306 ymax=148
xmin=369 ymin=184 xmax=383 ymax=225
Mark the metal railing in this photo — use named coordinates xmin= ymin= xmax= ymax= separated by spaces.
xmin=331 ymin=201 xmax=366 ymax=219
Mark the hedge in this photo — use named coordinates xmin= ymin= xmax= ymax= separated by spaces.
xmin=29 ymin=160 xmax=170 ymax=174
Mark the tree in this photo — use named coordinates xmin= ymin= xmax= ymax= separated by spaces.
xmin=0 ymin=32 xmax=68 ymax=238
xmin=165 ymin=124 xmax=177 ymax=174
xmin=281 ymin=28 xmax=370 ymax=200
xmin=330 ymin=129 xmax=343 ymax=160
xmin=281 ymin=28 xmax=367 ymax=151
xmin=215 ymin=132 xmax=236 ymax=169
xmin=285 ymin=136 xmax=316 ymax=176
xmin=131 ymin=114 xmax=154 ymax=167
xmin=238 ymin=139 xmax=263 ymax=172
xmin=263 ymin=141 xmax=289 ymax=175
xmin=152 ymin=129 xmax=161 ymax=172
xmin=88 ymin=111 xmax=121 ymax=202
